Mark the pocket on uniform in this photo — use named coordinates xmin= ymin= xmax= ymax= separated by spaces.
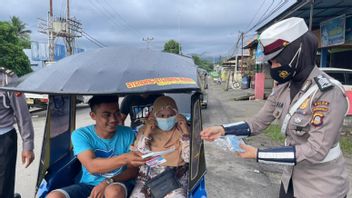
xmin=290 ymin=115 xmax=310 ymax=136
xmin=273 ymin=107 xmax=283 ymax=119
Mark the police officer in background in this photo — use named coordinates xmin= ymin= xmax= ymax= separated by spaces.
xmin=201 ymin=17 xmax=349 ymax=198
xmin=0 ymin=67 xmax=35 ymax=198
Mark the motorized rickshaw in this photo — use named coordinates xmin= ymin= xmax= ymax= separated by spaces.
xmin=2 ymin=47 xmax=207 ymax=198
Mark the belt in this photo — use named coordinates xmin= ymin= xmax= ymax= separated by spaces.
xmin=0 ymin=127 xmax=14 ymax=135
xmin=320 ymin=142 xmax=342 ymax=163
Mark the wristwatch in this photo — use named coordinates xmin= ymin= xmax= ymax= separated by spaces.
xmin=105 ymin=177 xmax=114 ymax=185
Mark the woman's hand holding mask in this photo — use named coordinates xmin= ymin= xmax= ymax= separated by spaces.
xmin=176 ymin=114 xmax=189 ymax=136
xmin=144 ymin=115 xmax=157 ymax=137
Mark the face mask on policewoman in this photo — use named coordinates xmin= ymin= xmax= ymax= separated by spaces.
xmin=269 ymin=45 xmax=302 ymax=84
xmin=156 ymin=115 xmax=177 ymax=131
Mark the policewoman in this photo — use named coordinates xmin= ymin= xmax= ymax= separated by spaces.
xmin=200 ymin=17 xmax=349 ymax=198
xmin=0 ymin=67 xmax=35 ymax=198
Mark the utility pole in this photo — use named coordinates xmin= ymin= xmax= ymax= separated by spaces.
xmin=142 ymin=37 xmax=154 ymax=49
xmin=48 ymin=0 xmax=55 ymax=62
xmin=38 ymin=0 xmax=82 ymax=63
xmin=241 ymin=32 xmax=244 ymax=73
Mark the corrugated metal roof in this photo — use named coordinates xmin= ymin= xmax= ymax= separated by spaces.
xmin=257 ymin=0 xmax=352 ymax=32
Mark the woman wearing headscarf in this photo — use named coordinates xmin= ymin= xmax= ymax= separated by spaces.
xmin=130 ymin=96 xmax=190 ymax=198
xmin=200 ymin=17 xmax=349 ymax=198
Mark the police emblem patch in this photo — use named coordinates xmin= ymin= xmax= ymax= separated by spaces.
xmin=311 ymin=112 xmax=324 ymax=127
xmin=279 ymin=71 xmax=289 ymax=79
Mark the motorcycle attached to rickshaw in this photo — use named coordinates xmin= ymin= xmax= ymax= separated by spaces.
xmin=2 ymin=47 xmax=207 ymax=198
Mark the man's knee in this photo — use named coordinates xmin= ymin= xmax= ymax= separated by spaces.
xmin=46 ymin=191 xmax=67 ymax=198
xmin=105 ymin=184 xmax=126 ymax=198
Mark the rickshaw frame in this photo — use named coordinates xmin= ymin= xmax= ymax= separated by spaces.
xmin=1 ymin=47 xmax=208 ymax=198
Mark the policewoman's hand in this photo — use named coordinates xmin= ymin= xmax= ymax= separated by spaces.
xmin=238 ymin=144 xmax=258 ymax=159
xmin=22 ymin=150 xmax=35 ymax=168
xmin=200 ymin=126 xmax=225 ymax=141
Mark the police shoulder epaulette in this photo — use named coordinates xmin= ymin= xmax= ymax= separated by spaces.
xmin=0 ymin=67 xmax=15 ymax=77
xmin=314 ymin=75 xmax=334 ymax=92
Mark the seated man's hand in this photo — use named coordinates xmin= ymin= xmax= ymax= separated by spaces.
xmin=124 ymin=151 xmax=146 ymax=167
xmin=89 ymin=180 xmax=108 ymax=198
xmin=200 ymin=126 xmax=225 ymax=142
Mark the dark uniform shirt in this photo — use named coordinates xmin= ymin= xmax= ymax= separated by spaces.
xmin=121 ymin=94 xmax=162 ymax=129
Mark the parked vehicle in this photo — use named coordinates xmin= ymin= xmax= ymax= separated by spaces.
xmin=25 ymin=93 xmax=89 ymax=109
xmin=25 ymin=93 xmax=49 ymax=109
xmin=1 ymin=47 xmax=207 ymax=198
xmin=197 ymin=68 xmax=208 ymax=108
xmin=320 ymin=67 xmax=352 ymax=115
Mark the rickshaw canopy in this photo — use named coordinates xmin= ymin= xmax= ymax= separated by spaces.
xmin=2 ymin=47 xmax=200 ymax=94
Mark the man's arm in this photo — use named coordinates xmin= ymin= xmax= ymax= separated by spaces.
xmin=112 ymin=165 xmax=138 ymax=182
xmin=77 ymin=150 xmax=145 ymax=174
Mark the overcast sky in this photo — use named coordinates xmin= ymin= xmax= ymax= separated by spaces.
xmin=0 ymin=0 xmax=295 ymax=58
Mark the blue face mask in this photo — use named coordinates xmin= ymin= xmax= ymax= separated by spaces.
xmin=156 ymin=115 xmax=177 ymax=131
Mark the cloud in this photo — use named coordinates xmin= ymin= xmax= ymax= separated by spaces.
xmin=0 ymin=0 xmax=296 ymax=57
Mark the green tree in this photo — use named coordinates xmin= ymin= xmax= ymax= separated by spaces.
xmin=0 ymin=21 xmax=31 ymax=76
xmin=10 ymin=16 xmax=31 ymax=48
xmin=192 ymin=55 xmax=213 ymax=72
xmin=163 ymin=39 xmax=181 ymax=54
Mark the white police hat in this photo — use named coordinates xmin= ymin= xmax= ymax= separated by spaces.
xmin=259 ymin=17 xmax=308 ymax=61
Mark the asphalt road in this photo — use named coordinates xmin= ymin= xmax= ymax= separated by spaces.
xmin=202 ymin=82 xmax=281 ymax=198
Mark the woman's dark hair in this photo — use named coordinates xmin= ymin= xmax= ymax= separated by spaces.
xmin=88 ymin=95 xmax=119 ymax=112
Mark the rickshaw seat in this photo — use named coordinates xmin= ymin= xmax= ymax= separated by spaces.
xmin=45 ymin=154 xmax=82 ymax=192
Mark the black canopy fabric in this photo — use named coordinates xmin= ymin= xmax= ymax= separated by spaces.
xmin=2 ymin=47 xmax=200 ymax=94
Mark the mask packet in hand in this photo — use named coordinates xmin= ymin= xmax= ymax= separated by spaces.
xmin=215 ymin=135 xmax=244 ymax=152
xmin=225 ymin=135 xmax=245 ymax=152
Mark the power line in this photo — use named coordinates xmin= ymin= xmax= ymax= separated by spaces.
xmin=258 ymin=0 xmax=288 ymax=25
xmin=245 ymin=0 xmax=267 ymax=32
xmin=245 ymin=0 xmax=286 ymax=34
xmin=87 ymin=0 xmax=143 ymax=39
xmin=87 ymin=0 xmax=126 ymax=32
xmin=100 ymin=0 xmax=143 ymax=37
xmin=245 ymin=0 xmax=275 ymax=33
xmin=82 ymin=31 xmax=106 ymax=48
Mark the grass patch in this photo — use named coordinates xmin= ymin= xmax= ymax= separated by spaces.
xmin=264 ymin=124 xmax=285 ymax=144
xmin=265 ymin=124 xmax=352 ymax=155
xmin=340 ymin=136 xmax=352 ymax=156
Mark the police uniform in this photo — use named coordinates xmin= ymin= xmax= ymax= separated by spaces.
xmin=222 ymin=18 xmax=349 ymax=197
xmin=0 ymin=68 xmax=34 ymax=198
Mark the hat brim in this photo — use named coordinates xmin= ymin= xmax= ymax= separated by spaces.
xmin=263 ymin=48 xmax=284 ymax=62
